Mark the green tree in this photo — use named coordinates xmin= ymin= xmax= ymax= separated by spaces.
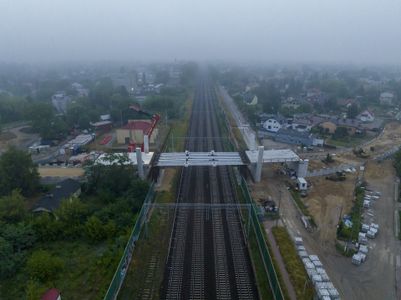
xmin=26 ymin=102 xmax=68 ymax=139
xmin=31 ymin=213 xmax=61 ymax=242
xmin=0 ymin=237 xmax=15 ymax=279
xmin=26 ymin=250 xmax=64 ymax=282
xmin=333 ymin=126 xmax=348 ymax=140
xmin=25 ymin=280 xmax=47 ymax=300
xmin=347 ymin=103 xmax=359 ymax=119
xmin=0 ymin=190 xmax=27 ymax=222
xmin=66 ymin=102 xmax=92 ymax=129
xmin=1 ymin=222 xmax=36 ymax=252
xmin=0 ymin=148 xmax=40 ymax=197
xmin=85 ymin=216 xmax=106 ymax=242
xmin=84 ymin=154 xmax=139 ymax=198
xmin=56 ymin=197 xmax=88 ymax=238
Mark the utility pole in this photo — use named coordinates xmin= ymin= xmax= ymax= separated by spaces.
xmin=276 ymin=189 xmax=282 ymax=227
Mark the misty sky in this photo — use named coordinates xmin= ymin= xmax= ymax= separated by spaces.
xmin=1 ymin=0 xmax=401 ymax=64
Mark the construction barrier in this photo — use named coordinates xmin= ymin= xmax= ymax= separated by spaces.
xmin=240 ymin=177 xmax=285 ymax=300
xmin=103 ymin=182 xmax=156 ymax=300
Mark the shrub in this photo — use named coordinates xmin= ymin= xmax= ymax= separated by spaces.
xmin=26 ymin=250 xmax=64 ymax=282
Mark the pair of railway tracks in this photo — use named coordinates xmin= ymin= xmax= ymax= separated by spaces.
xmin=161 ymin=77 xmax=258 ymax=300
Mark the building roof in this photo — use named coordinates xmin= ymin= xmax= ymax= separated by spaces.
xmin=276 ymin=128 xmax=314 ymax=139
xmin=33 ymin=179 xmax=81 ymax=213
xmin=380 ymin=92 xmax=394 ymax=97
xmin=91 ymin=120 xmax=113 ymax=127
xmin=358 ymin=110 xmax=374 ymax=117
xmin=297 ymin=177 xmax=307 ymax=184
xmin=41 ymin=288 xmax=60 ymax=300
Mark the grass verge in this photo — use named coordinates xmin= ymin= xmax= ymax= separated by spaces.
xmin=117 ymin=191 xmax=175 ymax=300
xmin=271 ymin=227 xmax=314 ymax=300
xmin=337 ymin=186 xmax=364 ymax=241
xmin=289 ymin=190 xmax=317 ymax=228
xmin=165 ymin=95 xmax=193 ymax=152
xmin=236 ymin=185 xmax=288 ymax=300
xmin=248 ymin=227 xmax=275 ymax=300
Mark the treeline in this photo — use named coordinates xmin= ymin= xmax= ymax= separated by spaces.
xmin=1 ymin=72 xmax=192 ymax=140
xmin=0 ymin=148 xmax=149 ymax=297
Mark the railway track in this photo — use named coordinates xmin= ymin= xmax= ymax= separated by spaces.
xmin=161 ymin=76 xmax=258 ymax=299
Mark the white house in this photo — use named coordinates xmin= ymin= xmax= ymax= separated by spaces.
xmin=51 ymin=92 xmax=71 ymax=114
xmin=289 ymin=123 xmax=312 ymax=133
xmin=357 ymin=110 xmax=375 ymax=122
xmin=244 ymin=93 xmax=258 ymax=105
xmin=380 ymin=92 xmax=395 ymax=106
xmin=263 ymin=119 xmax=282 ymax=132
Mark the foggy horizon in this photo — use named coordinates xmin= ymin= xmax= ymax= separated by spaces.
xmin=1 ymin=0 xmax=401 ymax=65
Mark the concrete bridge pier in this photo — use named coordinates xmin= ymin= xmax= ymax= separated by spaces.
xmin=136 ymin=147 xmax=145 ymax=179
xmin=254 ymin=145 xmax=264 ymax=182
xmin=297 ymin=159 xmax=309 ymax=178
xmin=144 ymin=135 xmax=149 ymax=154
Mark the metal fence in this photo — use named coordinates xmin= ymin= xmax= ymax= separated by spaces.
xmin=239 ymin=177 xmax=285 ymax=300
xmin=103 ymin=182 xmax=156 ymax=300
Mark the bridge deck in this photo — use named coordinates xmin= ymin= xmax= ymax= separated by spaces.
xmin=94 ymin=149 xmax=300 ymax=167
xmin=246 ymin=149 xmax=300 ymax=163
xmin=156 ymin=151 xmax=245 ymax=167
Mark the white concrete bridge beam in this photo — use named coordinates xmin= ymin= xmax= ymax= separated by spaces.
xmin=255 ymin=145 xmax=264 ymax=182
xmin=136 ymin=147 xmax=145 ymax=179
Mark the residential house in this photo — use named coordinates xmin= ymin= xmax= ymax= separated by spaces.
xmin=243 ymin=93 xmax=258 ymax=105
xmin=357 ymin=110 xmax=375 ymax=122
xmin=337 ymin=98 xmax=358 ymax=109
xmin=305 ymin=88 xmax=327 ymax=104
xmin=274 ymin=129 xmax=324 ymax=146
xmin=319 ymin=121 xmax=337 ymax=134
xmin=71 ymin=82 xmax=89 ymax=97
xmin=42 ymin=288 xmax=61 ymax=300
xmin=380 ymin=92 xmax=395 ymax=105
xmin=263 ymin=119 xmax=282 ymax=132
xmin=282 ymin=97 xmax=301 ymax=110
xmin=245 ymin=82 xmax=259 ymax=92
xmin=32 ymin=179 xmax=81 ymax=213
xmin=335 ymin=118 xmax=363 ymax=135
xmin=51 ymin=92 xmax=71 ymax=114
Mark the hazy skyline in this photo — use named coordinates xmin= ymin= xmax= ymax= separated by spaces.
xmin=1 ymin=0 xmax=401 ymax=64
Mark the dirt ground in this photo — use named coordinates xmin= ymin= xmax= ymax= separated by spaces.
xmin=0 ymin=126 xmax=39 ymax=152
xmin=364 ymin=121 xmax=401 ymax=152
xmin=252 ymin=165 xmax=356 ymax=244
xmin=38 ymin=167 xmax=84 ymax=177
xmin=313 ymin=160 xmax=401 ymax=300
xmin=305 ymin=174 xmax=356 ymax=243
xmin=259 ymin=160 xmax=401 ymax=300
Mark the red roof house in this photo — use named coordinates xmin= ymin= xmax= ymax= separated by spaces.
xmin=42 ymin=288 xmax=61 ymax=300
